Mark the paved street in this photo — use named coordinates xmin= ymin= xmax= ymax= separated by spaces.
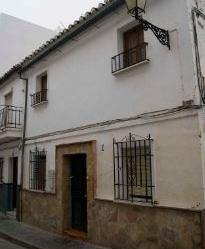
xmin=0 ymin=238 xmax=25 ymax=249
xmin=0 ymin=215 xmax=109 ymax=249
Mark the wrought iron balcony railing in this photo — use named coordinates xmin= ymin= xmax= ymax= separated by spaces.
xmin=0 ymin=106 xmax=23 ymax=130
xmin=31 ymin=89 xmax=48 ymax=106
xmin=111 ymin=43 xmax=148 ymax=73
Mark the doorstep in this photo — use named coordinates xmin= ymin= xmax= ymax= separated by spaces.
xmin=64 ymin=229 xmax=88 ymax=241
xmin=0 ymin=216 xmax=109 ymax=249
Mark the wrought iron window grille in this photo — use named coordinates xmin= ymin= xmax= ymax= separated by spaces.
xmin=113 ymin=133 xmax=154 ymax=203
xmin=29 ymin=147 xmax=46 ymax=191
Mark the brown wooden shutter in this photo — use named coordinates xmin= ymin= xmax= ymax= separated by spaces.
xmin=41 ymin=74 xmax=47 ymax=91
xmin=124 ymin=25 xmax=144 ymax=51
xmin=123 ymin=25 xmax=145 ymax=67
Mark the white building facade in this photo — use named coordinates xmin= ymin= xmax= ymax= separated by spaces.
xmin=0 ymin=14 xmax=54 ymax=216
xmin=0 ymin=0 xmax=205 ymax=248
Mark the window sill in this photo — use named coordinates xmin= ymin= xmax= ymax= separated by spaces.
xmin=112 ymin=59 xmax=150 ymax=76
xmin=32 ymin=100 xmax=48 ymax=108
xmin=23 ymin=189 xmax=55 ymax=195
xmin=95 ymin=197 xmax=154 ymax=208
xmin=113 ymin=199 xmax=154 ymax=207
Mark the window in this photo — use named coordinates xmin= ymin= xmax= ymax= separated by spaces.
xmin=113 ymin=134 xmax=153 ymax=203
xmin=112 ymin=25 xmax=148 ymax=73
xmin=31 ymin=73 xmax=48 ymax=106
xmin=4 ymin=92 xmax=13 ymax=106
xmin=29 ymin=148 xmax=46 ymax=191
xmin=0 ymin=158 xmax=3 ymax=183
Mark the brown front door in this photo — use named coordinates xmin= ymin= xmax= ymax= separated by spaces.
xmin=70 ymin=154 xmax=87 ymax=232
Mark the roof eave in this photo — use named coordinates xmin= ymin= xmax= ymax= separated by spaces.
xmin=0 ymin=0 xmax=125 ymax=84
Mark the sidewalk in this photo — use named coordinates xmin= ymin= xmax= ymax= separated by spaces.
xmin=0 ymin=215 xmax=109 ymax=249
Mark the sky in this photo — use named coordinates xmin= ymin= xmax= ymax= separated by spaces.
xmin=0 ymin=0 xmax=102 ymax=30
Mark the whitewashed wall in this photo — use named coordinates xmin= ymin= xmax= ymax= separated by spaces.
xmin=20 ymin=0 xmax=205 ymax=210
xmin=0 ymin=77 xmax=25 ymax=107
xmin=25 ymin=0 xmax=197 ymax=138
xmin=23 ymin=112 xmax=204 ymax=210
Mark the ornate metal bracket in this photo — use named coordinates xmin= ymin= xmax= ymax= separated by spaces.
xmin=138 ymin=17 xmax=170 ymax=49
xmin=129 ymin=8 xmax=170 ymax=49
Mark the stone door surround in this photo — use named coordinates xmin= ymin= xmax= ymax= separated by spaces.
xmin=56 ymin=141 xmax=97 ymax=234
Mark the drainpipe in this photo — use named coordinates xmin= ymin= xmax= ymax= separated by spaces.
xmin=191 ymin=7 xmax=203 ymax=105
xmin=18 ymin=73 xmax=28 ymax=222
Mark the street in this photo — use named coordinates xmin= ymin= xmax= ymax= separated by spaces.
xmin=0 ymin=238 xmax=25 ymax=249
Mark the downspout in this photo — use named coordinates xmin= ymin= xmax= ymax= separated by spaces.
xmin=191 ymin=8 xmax=205 ymax=248
xmin=191 ymin=7 xmax=203 ymax=105
xmin=19 ymin=73 xmax=28 ymax=222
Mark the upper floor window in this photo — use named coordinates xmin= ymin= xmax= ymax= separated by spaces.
xmin=29 ymin=148 xmax=46 ymax=191
xmin=31 ymin=72 xmax=48 ymax=107
xmin=113 ymin=133 xmax=153 ymax=203
xmin=4 ymin=92 xmax=13 ymax=106
xmin=112 ymin=24 xmax=148 ymax=73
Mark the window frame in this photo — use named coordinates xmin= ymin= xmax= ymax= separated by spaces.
xmin=113 ymin=133 xmax=154 ymax=204
xmin=29 ymin=148 xmax=46 ymax=191
xmin=31 ymin=72 xmax=48 ymax=107
xmin=112 ymin=24 xmax=148 ymax=74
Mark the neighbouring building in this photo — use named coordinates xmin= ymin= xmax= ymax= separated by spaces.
xmin=0 ymin=13 xmax=56 ymax=76
xmin=0 ymin=0 xmax=205 ymax=248
xmin=0 ymin=13 xmax=55 ymax=215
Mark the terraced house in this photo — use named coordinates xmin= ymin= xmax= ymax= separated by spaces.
xmin=0 ymin=0 xmax=205 ymax=248
xmin=0 ymin=14 xmax=54 ymax=216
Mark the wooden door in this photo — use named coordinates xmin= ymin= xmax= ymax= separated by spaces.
xmin=70 ymin=154 xmax=87 ymax=232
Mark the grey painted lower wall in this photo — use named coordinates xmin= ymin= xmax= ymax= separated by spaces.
xmin=0 ymin=183 xmax=14 ymax=213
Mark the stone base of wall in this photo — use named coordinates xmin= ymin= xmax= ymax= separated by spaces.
xmin=21 ymin=141 xmax=204 ymax=249
xmin=22 ymin=190 xmax=61 ymax=233
xmin=89 ymin=200 xmax=202 ymax=249
xmin=22 ymin=191 xmax=203 ymax=249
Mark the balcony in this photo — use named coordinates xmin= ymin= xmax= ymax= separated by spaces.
xmin=111 ymin=43 xmax=148 ymax=74
xmin=0 ymin=105 xmax=23 ymax=142
xmin=31 ymin=89 xmax=48 ymax=107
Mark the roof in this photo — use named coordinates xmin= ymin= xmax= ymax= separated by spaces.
xmin=0 ymin=0 xmax=124 ymax=84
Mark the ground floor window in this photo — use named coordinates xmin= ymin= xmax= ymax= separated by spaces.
xmin=29 ymin=148 xmax=46 ymax=191
xmin=0 ymin=158 xmax=3 ymax=183
xmin=113 ymin=133 xmax=153 ymax=203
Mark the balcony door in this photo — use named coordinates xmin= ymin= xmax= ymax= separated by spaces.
xmin=123 ymin=25 xmax=144 ymax=67
xmin=5 ymin=92 xmax=13 ymax=106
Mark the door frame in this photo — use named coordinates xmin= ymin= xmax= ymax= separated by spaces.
xmin=56 ymin=141 xmax=96 ymax=237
